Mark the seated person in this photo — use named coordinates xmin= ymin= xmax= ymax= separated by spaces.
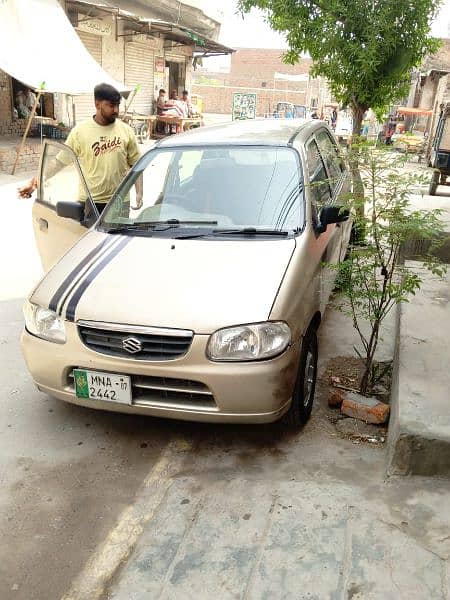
xmin=181 ymin=90 xmax=194 ymax=117
xmin=156 ymin=89 xmax=168 ymax=115
xmin=163 ymin=100 xmax=185 ymax=118
xmin=156 ymin=89 xmax=187 ymax=133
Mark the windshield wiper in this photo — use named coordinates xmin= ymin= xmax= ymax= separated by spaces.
xmin=175 ymin=227 xmax=291 ymax=240
xmin=148 ymin=219 xmax=218 ymax=226
xmin=103 ymin=222 xmax=159 ymax=233
xmin=102 ymin=219 xmax=218 ymax=234
xmin=212 ymin=228 xmax=289 ymax=237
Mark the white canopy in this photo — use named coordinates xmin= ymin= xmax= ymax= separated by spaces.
xmin=0 ymin=0 xmax=130 ymax=95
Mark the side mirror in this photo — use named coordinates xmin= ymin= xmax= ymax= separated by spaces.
xmin=56 ymin=201 xmax=84 ymax=222
xmin=316 ymin=205 xmax=349 ymax=234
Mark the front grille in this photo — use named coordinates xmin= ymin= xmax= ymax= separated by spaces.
xmin=78 ymin=324 xmax=193 ymax=361
xmin=68 ymin=371 xmax=216 ymax=409
xmin=132 ymin=375 xmax=216 ymax=408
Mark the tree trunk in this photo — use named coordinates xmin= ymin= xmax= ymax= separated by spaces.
xmin=349 ymin=101 xmax=368 ymax=242
xmin=351 ymin=103 xmax=366 ymax=138
xmin=359 ymin=320 xmax=380 ymax=395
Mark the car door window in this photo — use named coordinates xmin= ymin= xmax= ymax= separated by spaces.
xmin=39 ymin=142 xmax=91 ymax=208
xmin=316 ymin=129 xmax=344 ymax=192
xmin=306 ymin=139 xmax=332 ymax=211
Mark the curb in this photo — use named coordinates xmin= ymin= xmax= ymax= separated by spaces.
xmin=386 ymin=265 xmax=450 ymax=478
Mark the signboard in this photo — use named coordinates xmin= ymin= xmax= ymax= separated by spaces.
xmin=155 ymin=57 xmax=165 ymax=73
xmin=232 ymin=93 xmax=256 ymax=120
xmin=274 ymin=72 xmax=309 ymax=82
xmin=77 ymin=18 xmax=111 ymax=36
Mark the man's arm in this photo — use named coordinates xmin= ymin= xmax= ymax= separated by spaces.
xmin=134 ymin=174 xmax=143 ymax=209
xmin=18 ymin=175 xmax=38 ymax=198
xmin=127 ymin=127 xmax=143 ymax=208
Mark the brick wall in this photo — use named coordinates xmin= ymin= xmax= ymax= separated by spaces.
xmin=191 ymin=83 xmax=308 ymax=115
xmin=193 ymin=47 xmax=332 ymax=114
xmin=229 ymin=48 xmax=312 ymax=90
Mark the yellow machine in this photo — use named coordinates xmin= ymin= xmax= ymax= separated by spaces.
xmin=191 ymin=94 xmax=203 ymax=113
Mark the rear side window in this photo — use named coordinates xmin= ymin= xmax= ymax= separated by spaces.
xmin=305 ymin=139 xmax=332 ymax=208
xmin=316 ymin=130 xmax=343 ymax=191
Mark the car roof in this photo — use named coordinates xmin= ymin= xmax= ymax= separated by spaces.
xmin=156 ymin=118 xmax=326 ymax=148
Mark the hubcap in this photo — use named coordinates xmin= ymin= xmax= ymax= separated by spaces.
xmin=303 ymin=349 xmax=316 ymax=407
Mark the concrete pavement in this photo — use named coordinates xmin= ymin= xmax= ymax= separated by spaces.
xmin=62 ymin=305 xmax=450 ymax=600
xmin=107 ymin=479 xmax=449 ymax=600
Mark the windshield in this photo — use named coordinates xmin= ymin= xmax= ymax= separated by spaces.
xmin=100 ymin=145 xmax=304 ymax=234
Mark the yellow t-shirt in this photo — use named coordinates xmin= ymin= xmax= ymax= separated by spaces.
xmin=65 ymin=117 xmax=141 ymax=204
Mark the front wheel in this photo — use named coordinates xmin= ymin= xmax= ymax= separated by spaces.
xmin=282 ymin=327 xmax=318 ymax=427
xmin=429 ymin=170 xmax=439 ymax=196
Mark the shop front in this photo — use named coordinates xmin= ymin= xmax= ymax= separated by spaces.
xmin=0 ymin=0 xmax=233 ymax=174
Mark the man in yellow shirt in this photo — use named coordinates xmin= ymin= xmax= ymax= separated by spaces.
xmin=19 ymin=83 xmax=142 ymax=214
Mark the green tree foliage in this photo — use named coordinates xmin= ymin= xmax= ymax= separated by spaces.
xmin=331 ymin=145 xmax=446 ymax=394
xmin=238 ymin=0 xmax=441 ymax=134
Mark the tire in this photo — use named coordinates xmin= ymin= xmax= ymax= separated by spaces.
xmin=282 ymin=327 xmax=318 ymax=427
xmin=138 ymin=122 xmax=150 ymax=143
xmin=429 ymin=170 xmax=439 ymax=196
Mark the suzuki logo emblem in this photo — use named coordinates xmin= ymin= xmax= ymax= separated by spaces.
xmin=122 ymin=336 xmax=143 ymax=354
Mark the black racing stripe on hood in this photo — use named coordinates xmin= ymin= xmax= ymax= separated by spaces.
xmin=57 ymin=237 xmax=119 ymax=316
xmin=65 ymin=237 xmax=131 ymax=322
xmin=48 ymin=239 xmax=109 ymax=313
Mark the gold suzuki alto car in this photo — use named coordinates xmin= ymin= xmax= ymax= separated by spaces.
xmin=22 ymin=119 xmax=351 ymax=426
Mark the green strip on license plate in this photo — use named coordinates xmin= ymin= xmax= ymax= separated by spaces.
xmin=74 ymin=369 xmax=90 ymax=398
xmin=73 ymin=369 xmax=132 ymax=404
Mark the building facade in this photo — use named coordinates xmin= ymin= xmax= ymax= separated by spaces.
xmin=0 ymin=0 xmax=228 ymax=136
xmin=192 ymin=47 xmax=332 ymax=116
xmin=406 ymin=39 xmax=450 ymax=133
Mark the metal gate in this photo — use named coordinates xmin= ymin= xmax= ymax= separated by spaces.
xmin=125 ymin=42 xmax=154 ymax=114
xmin=73 ymin=31 xmax=102 ymax=123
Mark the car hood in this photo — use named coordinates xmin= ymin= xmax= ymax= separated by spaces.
xmin=32 ymin=231 xmax=296 ymax=333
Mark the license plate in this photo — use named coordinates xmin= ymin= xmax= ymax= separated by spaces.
xmin=73 ymin=369 xmax=131 ymax=405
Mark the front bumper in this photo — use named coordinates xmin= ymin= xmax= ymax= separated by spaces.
xmin=21 ymin=322 xmax=300 ymax=424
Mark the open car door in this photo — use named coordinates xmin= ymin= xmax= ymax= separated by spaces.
xmin=32 ymin=140 xmax=98 ymax=272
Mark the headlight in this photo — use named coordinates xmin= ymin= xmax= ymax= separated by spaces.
xmin=23 ymin=301 xmax=66 ymax=344
xmin=207 ymin=321 xmax=291 ymax=361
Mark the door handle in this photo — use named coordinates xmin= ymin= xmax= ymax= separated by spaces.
xmin=38 ymin=218 xmax=48 ymax=231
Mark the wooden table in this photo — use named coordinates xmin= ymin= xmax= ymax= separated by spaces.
xmin=153 ymin=115 xmax=202 ymax=137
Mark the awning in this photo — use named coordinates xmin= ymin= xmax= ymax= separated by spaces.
xmin=397 ymin=107 xmax=433 ymax=116
xmin=0 ymin=0 xmax=130 ymax=95
xmin=71 ymin=0 xmax=235 ymax=57
xmin=141 ymin=20 xmax=234 ymax=57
